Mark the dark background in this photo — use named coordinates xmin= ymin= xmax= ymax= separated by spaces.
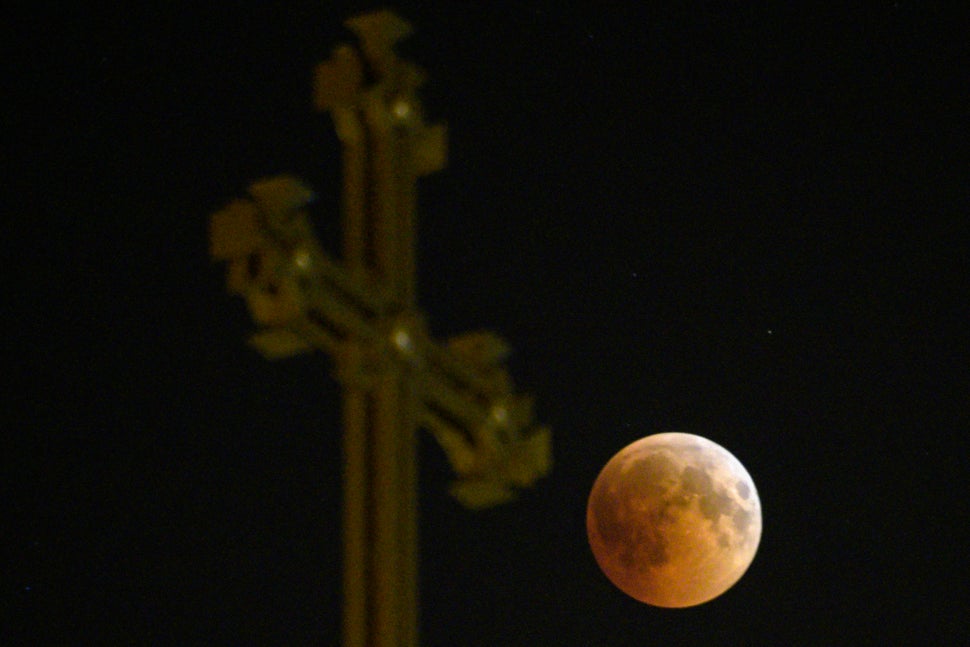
xmin=8 ymin=1 xmax=967 ymax=644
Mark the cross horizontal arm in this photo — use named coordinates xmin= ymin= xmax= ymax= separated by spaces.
xmin=210 ymin=177 xmax=551 ymax=506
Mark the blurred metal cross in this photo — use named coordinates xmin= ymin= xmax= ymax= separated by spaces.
xmin=209 ymin=10 xmax=551 ymax=647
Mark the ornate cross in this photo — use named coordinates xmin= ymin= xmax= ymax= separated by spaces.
xmin=209 ymin=11 xmax=551 ymax=646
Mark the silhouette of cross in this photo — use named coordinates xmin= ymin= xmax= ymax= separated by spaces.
xmin=209 ymin=11 xmax=551 ymax=647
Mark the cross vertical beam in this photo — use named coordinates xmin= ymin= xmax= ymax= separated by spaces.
xmin=332 ymin=16 xmax=419 ymax=646
xmin=321 ymin=12 xmax=434 ymax=646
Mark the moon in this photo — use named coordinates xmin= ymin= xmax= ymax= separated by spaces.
xmin=586 ymin=432 xmax=762 ymax=608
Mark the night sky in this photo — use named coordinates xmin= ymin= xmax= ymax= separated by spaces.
xmin=8 ymin=2 xmax=966 ymax=644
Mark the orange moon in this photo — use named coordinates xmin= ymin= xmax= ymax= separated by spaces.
xmin=586 ymin=432 xmax=762 ymax=608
